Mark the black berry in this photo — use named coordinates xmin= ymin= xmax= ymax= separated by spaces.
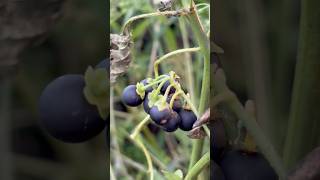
xmin=166 ymin=94 xmax=182 ymax=112
xmin=39 ymin=74 xmax=106 ymax=143
xmin=162 ymin=111 xmax=181 ymax=132
xmin=140 ymin=78 xmax=153 ymax=94
xmin=160 ymin=79 xmax=176 ymax=94
xmin=122 ymin=85 xmax=144 ymax=106
xmin=179 ymin=109 xmax=197 ymax=131
xmin=220 ymin=150 xmax=277 ymax=180
xmin=149 ymin=106 xmax=171 ymax=125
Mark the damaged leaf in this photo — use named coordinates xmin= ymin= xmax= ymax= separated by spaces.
xmin=110 ymin=33 xmax=132 ymax=85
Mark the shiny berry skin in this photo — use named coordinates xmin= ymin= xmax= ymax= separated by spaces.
xmin=166 ymin=94 xmax=182 ymax=112
xmin=140 ymin=79 xmax=153 ymax=94
xmin=149 ymin=106 xmax=171 ymax=125
xmin=220 ymin=150 xmax=277 ymax=180
xmin=122 ymin=85 xmax=143 ymax=106
xmin=160 ymin=80 xmax=176 ymax=94
xmin=39 ymin=74 xmax=106 ymax=143
xmin=162 ymin=111 xmax=181 ymax=132
xmin=179 ymin=109 xmax=197 ymax=131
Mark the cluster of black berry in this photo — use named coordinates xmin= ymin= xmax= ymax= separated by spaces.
xmin=39 ymin=60 xmax=107 ymax=143
xmin=121 ymin=72 xmax=197 ymax=132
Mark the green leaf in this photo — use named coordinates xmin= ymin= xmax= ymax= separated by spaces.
xmin=162 ymin=169 xmax=183 ymax=180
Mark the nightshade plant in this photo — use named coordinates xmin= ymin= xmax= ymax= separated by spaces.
xmin=112 ymin=0 xmax=211 ymax=179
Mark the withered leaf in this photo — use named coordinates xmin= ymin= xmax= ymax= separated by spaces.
xmin=193 ymin=108 xmax=210 ymax=128
xmin=188 ymin=126 xmax=206 ymax=139
xmin=110 ymin=34 xmax=132 ymax=85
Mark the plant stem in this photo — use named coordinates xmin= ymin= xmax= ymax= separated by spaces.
xmin=110 ymin=88 xmax=132 ymax=179
xmin=130 ymin=115 xmax=151 ymax=139
xmin=283 ymin=0 xmax=320 ymax=170
xmin=129 ymin=115 xmax=154 ymax=180
xmin=133 ymin=135 xmax=154 ymax=180
xmin=179 ymin=19 xmax=196 ymax=104
xmin=110 ymin=164 xmax=116 ymax=180
xmin=184 ymin=152 xmax=210 ymax=180
xmin=215 ymin=69 xmax=287 ymax=179
xmin=185 ymin=2 xmax=210 ymax=173
xmin=143 ymin=77 xmax=167 ymax=90
xmin=153 ymin=47 xmax=200 ymax=77
xmin=121 ymin=9 xmax=191 ymax=34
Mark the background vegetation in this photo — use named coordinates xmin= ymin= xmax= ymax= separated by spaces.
xmin=0 ymin=0 xmax=107 ymax=179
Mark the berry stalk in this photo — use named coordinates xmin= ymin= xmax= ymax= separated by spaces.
xmin=153 ymin=47 xmax=200 ymax=77
xmin=184 ymin=1 xmax=210 ymax=174
xmin=184 ymin=152 xmax=210 ymax=180
xmin=121 ymin=9 xmax=191 ymax=35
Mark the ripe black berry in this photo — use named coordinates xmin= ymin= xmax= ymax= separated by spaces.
xmin=149 ymin=106 xmax=171 ymax=125
xmin=160 ymin=79 xmax=176 ymax=94
xmin=39 ymin=74 xmax=106 ymax=143
xmin=122 ymin=85 xmax=144 ymax=106
xmin=166 ymin=94 xmax=182 ymax=112
xmin=140 ymin=78 xmax=153 ymax=93
xmin=162 ymin=111 xmax=181 ymax=132
xmin=220 ymin=150 xmax=277 ymax=180
xmin=179 ymin=109 xmax=197 ymax=131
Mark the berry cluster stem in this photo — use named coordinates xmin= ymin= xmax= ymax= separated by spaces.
xmin=153 ymin=47 xmax=200 ymax=77
xmin=129 ymin=115 xmax=154 ymax=180
xmin=143 ymin=77 xmax=167 ymax=90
